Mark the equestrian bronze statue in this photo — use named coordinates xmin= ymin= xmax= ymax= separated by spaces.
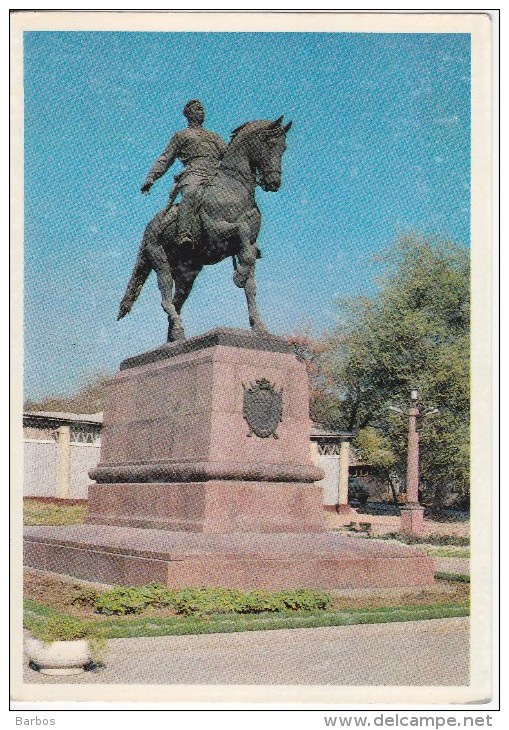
xmin=118 ymin=107 xmax=292 ymax=342
xmin=140 ymin=100 xmax=227 ymax=249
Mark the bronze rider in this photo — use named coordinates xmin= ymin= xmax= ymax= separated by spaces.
xmin=141 ymin=100 xmax=227 ymax=247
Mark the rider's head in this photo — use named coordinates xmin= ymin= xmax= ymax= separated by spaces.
xmin=183 ymin=99 xmax=205 ymax=125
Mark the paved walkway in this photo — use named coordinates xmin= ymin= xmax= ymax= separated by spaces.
xmin=24 ymin=617 xmax=469 ymax=686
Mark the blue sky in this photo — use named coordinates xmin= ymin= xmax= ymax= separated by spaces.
xmin=23 ymin=31 xmax=470 ymax=400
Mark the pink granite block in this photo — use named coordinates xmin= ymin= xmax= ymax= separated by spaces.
xmin=93 ymin=332 xmax=321 ymax=486
xmin=26 ymin=330 xmax=436 ymax=592
xmin=100 ymin=380 xmax=118 ymax=426
xmin=133 ymin=371 xmax=171 ymax=420
xmin=193 ymin=361 xmax=215 ymax=414
xmin=126 ymin=421 xmax=153 ymax=463
xmin=400 ymin=506 xmax=426 ymax=536
xmin=107 ymin=374 xmax=137 ymax=425
xmin=24 ymin=525 xmax=436 ymax=590
xmin=170 ymin=412 xmax=214 ymax=462
xmin=99 ymin=424 xmax=131 ymax=464
xmin=88 ymin=481 xmax=327 ymax=533
xmin=149 ymin=417 xmax=178 ymax=462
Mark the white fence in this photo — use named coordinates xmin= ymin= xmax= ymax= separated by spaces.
xmin=69 ymin=443 xmax=101 ymax=498
xmin=316 ymin=455 xmax=341 ymax=506
xmin=24 ymin=431 xmax=348 ymax=505
xmin=24 ymin=440 xmax=59 ymax=498
xmin=24 ymin=438 xmax=100 ymax=500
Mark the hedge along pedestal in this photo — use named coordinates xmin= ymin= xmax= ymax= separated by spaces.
xmin=24 ymin=328 xmax=435 ymax=589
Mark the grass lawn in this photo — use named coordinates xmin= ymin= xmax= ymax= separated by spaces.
xmin=23 ymin=567 xmax=469 ymax=641
xmin=23 ymin=500 xmax=470 ymax=639
xmin=23 ymin=499 xmax=87 ymax=526
xmin=24 ymin=596 xmax=469 ymax=641
xmin=425 ymin=547 xmax=470 ymax=559
xmin=435 ymin=572 xmax=470 ymax=583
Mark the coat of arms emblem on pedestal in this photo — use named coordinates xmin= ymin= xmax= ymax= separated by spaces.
xmin=242 ymin=378 xmax=283 ymax=439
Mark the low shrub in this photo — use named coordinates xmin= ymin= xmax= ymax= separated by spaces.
xmin=89 ymin=584 xmax=331 ymax=617
xmin=93 ymin=586 xmax=156 ymax=615
xmin=71 ymin=587 xmax=101 ymax=608
xmin=348 ymin=479 xmax=370 ymax=506
xmin=374 ymin=532 xmax=469 ymax=546
xmin=29 ymin=615 xmax=89 ymax=643
xmin=168 ymin=587 xmax=239 ymax=616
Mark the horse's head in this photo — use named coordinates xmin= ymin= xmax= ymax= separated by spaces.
xmin=253 ymin=117 xmax=292 ymax=192
xmin=228 ymin=117 xmax=292 ymax=192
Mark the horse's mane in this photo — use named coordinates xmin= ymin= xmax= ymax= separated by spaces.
xmin=228 ymin=120 xmax=276 ymax=148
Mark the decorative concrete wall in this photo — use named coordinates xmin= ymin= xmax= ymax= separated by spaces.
xmin=24 ymin=440 xmax=59 ymax=498
xmin=315 ymin=455 xmax=340 ymax=506
xmin=23 ymin=411 xmax=358 ymax=505
xmin=69 ymin=443 xmax=101 ymax=499
xmin=23 ymin=412 xmax=102 ymax=500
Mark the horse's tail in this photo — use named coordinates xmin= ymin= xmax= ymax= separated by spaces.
xmin=117 ymin=242 xmax=151 ymax=320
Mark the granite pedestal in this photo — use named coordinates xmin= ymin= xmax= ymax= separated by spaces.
xmin=24 ymin=525 xmax=434 ymax=589
xmin=24 ymin=328 xmax=435 ymax=589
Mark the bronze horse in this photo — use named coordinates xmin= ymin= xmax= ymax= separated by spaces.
xmin=117 ymin=116 xmax=292 ymax=341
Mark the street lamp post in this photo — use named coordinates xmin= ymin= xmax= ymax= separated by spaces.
xmin=389 ymin=389 xmax=438 ymax=536
xmin=400 ymin=389 xmax=425 ymax=535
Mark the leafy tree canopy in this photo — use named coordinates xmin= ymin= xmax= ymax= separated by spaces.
xmin=24 ymin=373 xmax=110 ymax=414
xmin=309 ymin=233 xmax=470 ymax=507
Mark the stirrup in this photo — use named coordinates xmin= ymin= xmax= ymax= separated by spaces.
xmin=177 ymin=231 xmax=194 ymax=247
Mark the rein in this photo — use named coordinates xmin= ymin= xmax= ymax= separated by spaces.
xmin=219 ymin=163 xmax=257 ymax=192
xmin=220 ymin=163 xmax=280 ymax=193
xmin=220 ymin=124 xmax=282 ymax=192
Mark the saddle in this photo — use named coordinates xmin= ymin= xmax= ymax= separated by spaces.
xmin=158 ymin=180 xmax=262 ymax=259
xmin=159 ymin=181 xmax=210 ymax=244
xmin=160 ymin=204 xmax=177 ymax=238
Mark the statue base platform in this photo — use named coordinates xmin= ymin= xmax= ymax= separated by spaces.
xmin=87 ymin=481 xmax=326 ymax=533
xmin=24 ymin=525 xmax=435 ymax=590
xmin=23 ymin=328 xmax=435 ymax=590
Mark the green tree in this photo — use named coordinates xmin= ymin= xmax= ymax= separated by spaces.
xmin=24 ymin=373 xmax=110 ymax=414
xmin=315 ymin=233 xmax=470 ymax=508
xmin=353 ymin=426 xmax=401 ymax=506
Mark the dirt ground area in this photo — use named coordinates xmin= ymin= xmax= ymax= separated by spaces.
xmin=23 ymin=499 xmax=469 ymax=539
xmin=325 ymin=511 xmax=470 ymax=537
xmin=23 ymin=568 xmax=469 ymax=621
xmin=24 ymin=569 xmax=179 ymax=621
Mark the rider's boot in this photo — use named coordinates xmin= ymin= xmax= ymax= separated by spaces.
xmin=177 ymin=230 xmax=194 ymax=247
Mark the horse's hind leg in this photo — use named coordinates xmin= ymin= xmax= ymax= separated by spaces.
xmin=166 ymin=312 xmax=185 ymax=343
xmin=244 ymin=266 xmax=269 ymax=335
xmin=173 ymin=266 xmax=202 ymax=315
xmin=164 ymin=267 xmax=201 ymax=342
xmin=144 ymin=214 xmax=185 ymax=341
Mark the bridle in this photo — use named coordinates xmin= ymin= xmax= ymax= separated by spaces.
xmin=220 ymin=127 xmax=283 ymax=192
xmin=220 ymin=163 xmax=281 ymax=193
xmin=219 ymin=163 xmax=256 ymax=192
